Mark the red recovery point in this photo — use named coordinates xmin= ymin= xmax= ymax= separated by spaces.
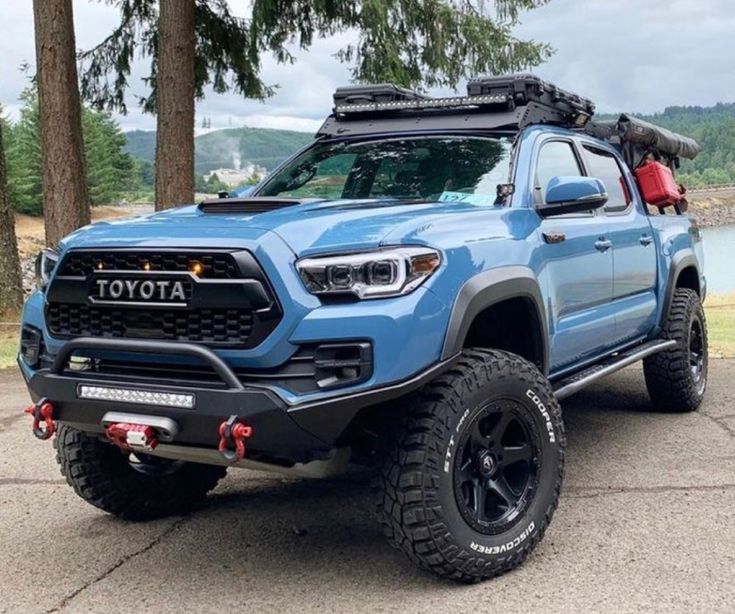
xmin=105 ymin=423 xmax=159 ymax=452
xmin=24 ymin=399 xmax=56 ymax=440
xmin=218 ymin=415 xmax=253 ymax=462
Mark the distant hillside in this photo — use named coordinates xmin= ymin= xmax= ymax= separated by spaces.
xmin=124 ymin=103 xmax=735 ymax=187
xmin=596 ymin=103 xmax=735 ymax=187
xmin=123 ymin=126 xmax=313 ymax=174
xmin=122 ymin=130 xmax=157 ymax=163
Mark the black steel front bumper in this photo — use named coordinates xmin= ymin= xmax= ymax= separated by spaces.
xmin=24 ymin=337 xmax=457 ymax=463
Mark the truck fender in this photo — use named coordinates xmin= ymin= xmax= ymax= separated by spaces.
xmin=441 ymin=266 xmax=549 ymax=374
xmin=659 ymin=249 xmax=701 ymax=326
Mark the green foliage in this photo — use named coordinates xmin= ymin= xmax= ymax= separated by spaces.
xmin=4 ymin=89 xmax=42 ymax=215
xmin=79 ymin=0 xmax=551 ymax=114
xmin=195 ymin=172 xmax=229 ymax=194
xmin=134 ymin=158 xmax=155 ymax=187
xmin=124 ymin=126 xmax=312 ymax=174
xmin=121 ymin=129 xmax=157 ymax=161
xmin=2 ymin=88 xmax=150 ymax=215
xmin=239 ymin=175 xmax=262 ymax=188
xmin=654 ymin=104 xmax=735 ymax=187
xmin=82 ymin=108 xmax=137 ymax=204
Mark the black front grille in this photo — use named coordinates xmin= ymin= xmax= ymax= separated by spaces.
xmin=47 ymin=304 xmax=254 ymax=345
xmin=60 ymin=251 xmax=238 ymax=279
xmin=47 ymin=249 xmax=282 ymax=348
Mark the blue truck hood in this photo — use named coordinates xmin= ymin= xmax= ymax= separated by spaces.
xmin=61 ymin=198 xmax=517 ymax=256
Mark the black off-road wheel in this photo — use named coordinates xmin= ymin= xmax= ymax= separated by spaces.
xmin=55 ymin=425 xmax=227 ymax=521
xmin=377 ymin=349 xmax=565 ymax=583
xmin=644 ymin=288 xmax=708 ymax=413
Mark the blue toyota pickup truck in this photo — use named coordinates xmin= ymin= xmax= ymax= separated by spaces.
xmin=19 ymin=75 xmax=706 ymax=582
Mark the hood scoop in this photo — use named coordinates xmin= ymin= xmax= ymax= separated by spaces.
xmin=198 ymin=197 xmax=306 ymax=214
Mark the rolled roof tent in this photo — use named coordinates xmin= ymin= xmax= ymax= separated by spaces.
xmin=585 ymin=114 xmax=701 ymax=167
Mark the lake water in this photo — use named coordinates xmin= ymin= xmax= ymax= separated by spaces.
xmin=702 ymin=224 xmax=735 ymax=294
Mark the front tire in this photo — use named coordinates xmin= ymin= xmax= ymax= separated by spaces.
xmin=55 ymin=425 xmax=227 ymax=520
xmin=644 ymin=288 xmax=708 ymax=412
xmin=377 ymin=349 xmax=565 ymax=582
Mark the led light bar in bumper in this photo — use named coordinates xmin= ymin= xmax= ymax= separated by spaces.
xmin=78 ymin=385 xmax=195 ymax=409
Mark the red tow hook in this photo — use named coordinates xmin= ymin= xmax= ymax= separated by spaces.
xmin=105 ymin=423 xmax=159 ymax=452
xmin=24 ymin=399 xmax=56 ymax=440
xmin=218 ymin=415 xmax=253 ymax=462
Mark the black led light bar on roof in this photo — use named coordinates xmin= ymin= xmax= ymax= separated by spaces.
xmin=334 ymin=93 xmax=510 ymax=114
xmin=321 ymin=73 xmax=595 ymax=138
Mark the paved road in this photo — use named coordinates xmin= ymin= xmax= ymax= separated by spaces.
xmin=2 ymin=363 xmax=734 ymax=613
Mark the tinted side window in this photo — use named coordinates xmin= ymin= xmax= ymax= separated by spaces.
xmin=536 ymin=141 xmax=582 ymax=200
xmin=583 ymin=146 xmax=630 ymax=213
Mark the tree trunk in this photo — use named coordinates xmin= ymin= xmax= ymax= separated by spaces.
xmin=33 ymin=0 xmax=90 ymax=248
xmin=0 ymin=122 xmax=24 ymax=317
xmin=155 ymin=0 xmax=196 ymax=210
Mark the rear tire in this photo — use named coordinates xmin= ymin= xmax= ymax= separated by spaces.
xmin=644 ymin=288 xmax=708 ymax=412
xmin=377 ymin=349 xmax=565 ymax=582
xmin=55 ymin=425 xmax=226 ymax=520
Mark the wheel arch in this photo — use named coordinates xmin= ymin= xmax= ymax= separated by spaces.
xmin=661 ymin=250 xmax=702 ymax=325
xmin=441 ymin=266 xmax=549 ymax=374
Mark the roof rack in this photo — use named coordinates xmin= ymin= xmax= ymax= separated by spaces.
xmin=319 ymin=74 xmax=595 ymax=138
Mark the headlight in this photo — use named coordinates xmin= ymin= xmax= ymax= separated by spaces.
xmin=35 ymin=248 xmax=59 ymax=289
xmin=296 ymin=247 xmax=441 ymax=299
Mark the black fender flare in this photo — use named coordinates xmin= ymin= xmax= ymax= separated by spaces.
xmin=441 ymin=266 xmax=549 ymax=374
xmin=660 ymin=249 xmax=701 ymax=324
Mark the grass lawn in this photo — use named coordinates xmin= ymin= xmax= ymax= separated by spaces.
xmin=0 ymin=295 xmax=732 ymax=371
xmin=0 ymin=333 xmax=18 ymax=370
xmin=705 ymin=293 xmax=735 ymax=358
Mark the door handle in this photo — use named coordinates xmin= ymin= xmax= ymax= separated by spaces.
xmin=640 ymin=233 xmax=653 ymax=246
xmin=594 ymin=238 xmax=613 ymax=252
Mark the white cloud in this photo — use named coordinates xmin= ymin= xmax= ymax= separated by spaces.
xmin=1 ymin=0 xmax=733 ymax=130
xmin=515 ymin=0 xmax=735 ymax=113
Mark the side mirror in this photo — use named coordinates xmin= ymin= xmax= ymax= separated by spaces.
xmin=537 ymin=176 xmax=608 ymax=217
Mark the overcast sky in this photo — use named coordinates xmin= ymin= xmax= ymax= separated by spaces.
xmin=1 ymin=0 xmax=733 ymax=134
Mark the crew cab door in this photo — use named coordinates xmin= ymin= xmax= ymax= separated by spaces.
xmin=533 ymin=139 xmax=615 ymax=373
xmin=579 ymin=143 xmax=658 ymax=343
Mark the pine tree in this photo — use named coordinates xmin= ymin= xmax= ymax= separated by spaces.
xmin=83 ymin=109 xmax=136 ymax=204
xmin=4 ymin=88 xmax=142 ymax=212
xmin=4 ymin=89 xmax=43 ymax=215
xmin=154 ymin=0 xmax=195 ymax=209
xmin=33 ymin=0 xmax=91 ymax=247
xmin=79 ymin=0 xmax=552 ymax=210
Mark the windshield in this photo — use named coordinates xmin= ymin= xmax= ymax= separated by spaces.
xmin=256 ymin=135 xmax=513 ymax=204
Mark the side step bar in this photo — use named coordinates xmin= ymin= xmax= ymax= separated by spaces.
xmin=553 ymin=339 xmax=677 ymax=400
